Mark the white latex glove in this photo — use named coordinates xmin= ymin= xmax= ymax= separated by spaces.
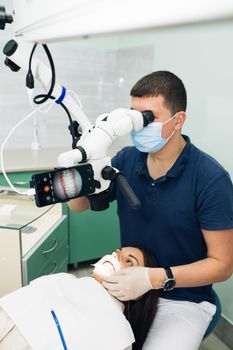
xmin=102 ymin=266 xmax=153 ymax=301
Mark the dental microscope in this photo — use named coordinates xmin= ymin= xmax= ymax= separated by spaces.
xmin=1 ymin=6 xmax=154 ymax=211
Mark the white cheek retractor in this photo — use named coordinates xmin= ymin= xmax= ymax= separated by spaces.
xmin=93 ymin=264 xmax=112 ymax=278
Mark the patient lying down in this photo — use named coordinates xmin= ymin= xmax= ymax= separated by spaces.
xmin=0 ymin=247 xmax=159 ymax=350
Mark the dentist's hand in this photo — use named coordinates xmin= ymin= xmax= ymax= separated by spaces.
xmin=102 ymin=266 xmax=153 ymax=301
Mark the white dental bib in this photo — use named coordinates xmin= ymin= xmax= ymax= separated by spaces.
xmin=0 ymin=273 xmax=134 ymax=350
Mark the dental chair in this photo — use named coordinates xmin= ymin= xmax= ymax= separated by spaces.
xmin=203 ymin=290 xmax=222 ymax=339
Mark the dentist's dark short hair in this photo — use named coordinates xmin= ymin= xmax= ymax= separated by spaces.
xmin=130 ymin=71 xmax=187 ymax=114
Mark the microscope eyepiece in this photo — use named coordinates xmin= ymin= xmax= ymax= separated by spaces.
xmin=142 ymin=110 xmax=154 ymax=127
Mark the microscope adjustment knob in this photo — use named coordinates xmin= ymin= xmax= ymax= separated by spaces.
xmin=102 ymin=166 xmax=116 ymax=181
xmin=3 ymin=39 xmax=18 ymax=56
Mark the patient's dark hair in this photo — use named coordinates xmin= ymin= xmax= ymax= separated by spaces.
xmin=123 ymin=247 xmax=160 ymax=350
xmin=130 ymin=70 xmax=187 ymax=114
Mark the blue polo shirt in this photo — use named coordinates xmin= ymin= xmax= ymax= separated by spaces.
xmin=110 ymin=135 xmax=233 ymax=304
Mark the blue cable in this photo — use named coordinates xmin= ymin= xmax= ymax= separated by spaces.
xmin=51 ymin=309 xmax=68 ymax=350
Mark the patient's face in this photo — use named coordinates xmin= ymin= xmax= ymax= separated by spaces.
xmin=93 ymin=247 xmax=144 ymax=283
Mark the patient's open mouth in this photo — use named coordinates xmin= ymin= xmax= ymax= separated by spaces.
xmin=103 ymin=260 xmax=116 ymax=272
xmin=93 ymin=253 xmax=120 ymax=276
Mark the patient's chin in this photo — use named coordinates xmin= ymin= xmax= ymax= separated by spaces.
xmin=93 ymin=271 xmax=104 ymax=283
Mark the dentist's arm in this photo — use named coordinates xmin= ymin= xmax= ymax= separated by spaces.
xmin=68 ymin=197 xmax=90 ymax=212
xmin=103 ymin=228 xmax=233 ymax=301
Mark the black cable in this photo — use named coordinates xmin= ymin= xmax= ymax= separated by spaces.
xmin=26 ymin=43 xmax=56 ymax=104
xmin=27 ymin=43 xmax=77 ymax=148
xmin=28 ymin=43 xmax=37 ymax=72
xmin=45 ymin=95 xmax=78 ymax=149
xmin=26 ymin=43 xmax=37 ymax=89
xmin=60 ymin=101 xmax=77 ymax=147
xmin=33 ymin=44 xmax=56 ymax=104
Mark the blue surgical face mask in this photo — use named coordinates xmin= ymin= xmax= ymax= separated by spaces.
xmin=130 ymin=114 xmax=176 ymax=153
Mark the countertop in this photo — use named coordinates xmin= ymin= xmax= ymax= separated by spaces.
xmin=1 ymin=147 xmax=70 ymax=172
xmin=1 ymin=146 xmax=120 ymax=172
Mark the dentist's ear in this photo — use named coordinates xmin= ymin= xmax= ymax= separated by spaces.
xmin=174 ymin=112 xmax=186 ymax=130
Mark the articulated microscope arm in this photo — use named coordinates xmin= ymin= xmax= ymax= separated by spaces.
xmin=3 ymin=38 xmax=154 ymax=209
xmin=3 ymin=38 xmax=93 ymax=135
